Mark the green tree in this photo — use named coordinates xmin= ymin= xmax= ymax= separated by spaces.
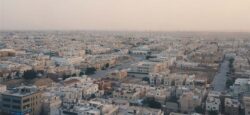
xmin=71 ymin=73 xmax=77 ymax=77
xmin=146 ymin=55 xmax=156 ymax=60
xmin=208 ymin=110 xmax=218 ymax=115
xmin=142 ymin=97 xmax=162 ymax=109
xmin=146 ymin=55 xmax=151 ymax=60
xmin=142 ymin=77 xmax=150 ymax=83
xmin=85 ymin=67 xmax=96 ymax=75
xmin=195 ymin=106 xmax=205 ymax=114
xmin=79 ymin=71 xmax=85 ymax=76
xmin=105 ymin=63 xmax=109 ymax=68
xmin=229 ymin=58 xmax=235 ymax=65
xmin=15 ymin=71 xmax=20 ymax=77
xmin=22 ymin=70 xmax=37 ymax=79
xmin=228 ymin=58 xmax=234 ymax=69
xmin=90 ymin=94 xmax=96 ymax=98
xmin=226 ymin=79 xmax=234 ymax=88
xmin=63 ymin=74 xmax=71 ymax=80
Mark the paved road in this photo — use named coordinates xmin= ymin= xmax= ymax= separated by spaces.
xmin=211 ymin=59 xmax=229 ymax=92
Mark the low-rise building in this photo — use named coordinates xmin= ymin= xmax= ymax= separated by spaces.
xmin=232 ymin=78 xmax=250 ymax=96
xmin=179 ymin=91 xmax=201 ymax=113
xmin=146 ymin=87 xmax=171 ymax=103
xmin=118 ymin=106 xmax=164 ymax=115
xmin=60 ymin=100 xmax=119 ymax=115
xmin=206 ymin=96 xmax=220 ymax=112
xmin=113 ymin=83 xmax=148 ymax=101
xmin=42 ymin=93 xmax=62 ymax=115
xmin=243 ymin=94 xmax=250 ymax=115
xmin=131 ymin=61 xmax=165 ymax=74
xmin=224 ymin=98 xmax=240 ymax=115
xmin=149 ymin=73 xmax=165 ymax=86
xmin=109 ymin=69 xmax=127 ymax=80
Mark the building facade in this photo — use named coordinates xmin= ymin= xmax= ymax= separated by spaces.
xmin=1 ymin=85 xmax=42 ymax=115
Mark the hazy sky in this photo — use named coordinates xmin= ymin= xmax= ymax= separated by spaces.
xmin=1 ymin=0 xmax=250 ymax=31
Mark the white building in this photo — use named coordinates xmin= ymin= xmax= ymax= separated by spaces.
xmin=130 ymin=46 xmax=150 ymax=55
xmin=232 ymin=78 xmax=250 ymax=96
xmin=206 ymin=96 xmax=220 ymax=112
xmin=118 ymin=106 xmax=164 ymax=115
xmin=60 ymin=100 xmax=119 ymax=115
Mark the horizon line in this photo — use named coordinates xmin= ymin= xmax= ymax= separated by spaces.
xmin=1 ymin=29 xmax=250 ymax=33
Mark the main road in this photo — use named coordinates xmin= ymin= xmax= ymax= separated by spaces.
xmin=211 ymin=59 xmax=229 ymax=92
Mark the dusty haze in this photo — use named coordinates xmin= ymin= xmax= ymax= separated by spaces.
xmin=1 ymin=0 xmax=250 ymax=32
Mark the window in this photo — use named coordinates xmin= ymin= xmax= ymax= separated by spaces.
xmin=3 ymin=104 xmax=10 ymax=108
xmin=3 ymin=98 xmax=11 ymax=102
xmin=13 ymin=99 xmax=21 ymax=104
xmin=12 ymin=105 xmax=21 ymax=109
xmin=23 ymin=98 xmax=30 ymax=103
xmin=23 ymin=104 xmax=30 ymax=109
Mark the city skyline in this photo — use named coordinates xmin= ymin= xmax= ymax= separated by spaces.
xmin=1 ymin=0 xmax=250 ymax=114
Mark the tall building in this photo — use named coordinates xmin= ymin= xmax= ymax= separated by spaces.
xmin=1 ymin=85 xmax=42 ymax=115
